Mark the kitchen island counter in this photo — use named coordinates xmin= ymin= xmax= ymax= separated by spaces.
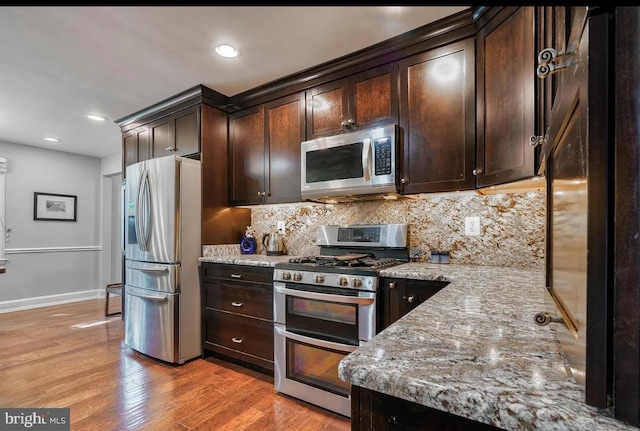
xmin=339 ymin=262 xmax=637 ymax=431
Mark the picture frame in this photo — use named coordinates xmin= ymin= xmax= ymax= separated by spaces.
xmin=33 ymin=192 xmax=77 ymax=222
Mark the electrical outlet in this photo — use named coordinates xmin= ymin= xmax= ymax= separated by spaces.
xmin=464 ymin=216 xmax=481 ymax=236
xmin=277 ymin=220 xmax=286 ymax=234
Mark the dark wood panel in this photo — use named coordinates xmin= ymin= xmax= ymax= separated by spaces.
xmin=229 ymin=105 xmax=265 ymax=205
xmin=200 ymin=262 xmax=273 ymax=285
xmin=203 ymin=309 xmax=274 ymax=366
xmin=476 ymin=7 xmax=535 ymax=187
xmin=149 ymin=116 xmax=171 ymax=158
xmin=400 ymin=38 xmax=476 ymax=193
xmin=200 ymin=104 xmax=250 ymax=245
xmin=351 ymin=63 xmax=398 ymax=129
xmin=136 ymin=126 xmax=151 ymax=162
xmin=122 ymin=131 xmax=137 ymax=175
xmin=351 ymin=385 xmax=502 ymax=430
xmin=265 ymin=92 xmax=305 ymax=204
xmin=174 ymin=106 xmax=199 ymax=156
xmin=613 ymin=7 xmax=640 ymax=426
xmin=202 ymin=280 xmax=273 ymax=321
xmin=306 ymin=81 xmax=347 ymax=139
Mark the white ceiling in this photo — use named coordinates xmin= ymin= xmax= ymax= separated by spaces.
xmin=0 ymin=6 xmax=469 ymax=159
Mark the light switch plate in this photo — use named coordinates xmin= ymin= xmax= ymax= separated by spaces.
xmin=465 ymin=216 xmax=481 ymax=236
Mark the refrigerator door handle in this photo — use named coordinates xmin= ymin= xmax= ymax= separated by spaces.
xmin=134 ymin=169 xmax=145 ymax=251
xmin=140 ymin=169 xmax=151 ymax=252
xmin=126 ymin=289 xmax=168 ymax=302
xmin=126 ymin=262 xmax=169 ymax=273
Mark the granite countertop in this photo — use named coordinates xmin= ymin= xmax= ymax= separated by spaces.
xmin=339 ymin=262 xmax=638 ymax=431
xmin=199 ymin=254 xmax=299 ymax=267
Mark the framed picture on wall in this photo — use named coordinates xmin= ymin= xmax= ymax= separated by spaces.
xmin=34 ymin=192 xmax=77 ymax=222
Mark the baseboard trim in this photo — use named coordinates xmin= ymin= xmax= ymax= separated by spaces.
xmin=0 ymin=289 xmax=104 ymax=314
xmin=5 ymin=246 xmax=101 ymax=254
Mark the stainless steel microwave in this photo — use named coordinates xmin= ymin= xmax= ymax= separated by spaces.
xmin=301 ymin=124 xmax=399 ymax=201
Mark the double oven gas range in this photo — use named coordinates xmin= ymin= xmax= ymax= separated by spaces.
xmin=273 ymin=223 xmax=408 ymax=417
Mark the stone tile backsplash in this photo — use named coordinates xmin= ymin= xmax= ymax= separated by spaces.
xmin=203 ymin=190 xmax=546 ymax=269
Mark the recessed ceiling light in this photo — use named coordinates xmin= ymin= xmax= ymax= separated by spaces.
xmin=214 ymin=44 xmax=239 ymax=58
xmin=44 ymin=137 xmax=60 ymax=142
xmin=86 ymin=114 xmax=107 ymax=121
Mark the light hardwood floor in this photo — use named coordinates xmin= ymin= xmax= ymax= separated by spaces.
xmin=0 ymin=299 xmax=351 ymax=431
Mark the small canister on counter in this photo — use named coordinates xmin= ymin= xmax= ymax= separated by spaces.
xmin=439 ymin=251 xmax=451 ymax=264
xmin=429 ymin=250 xmax=440 ymax=264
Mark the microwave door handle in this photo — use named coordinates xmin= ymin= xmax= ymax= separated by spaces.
xmin=362 ymin=138 xmax=372 ymax=181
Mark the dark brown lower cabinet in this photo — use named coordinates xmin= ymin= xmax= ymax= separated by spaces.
xmin=351 ymin=385 xmax=503 ymax=431
xmin=380 ymin=278 xmax=450 ymax=330
xmin=200 ymin=263 xmax=274 ymax=373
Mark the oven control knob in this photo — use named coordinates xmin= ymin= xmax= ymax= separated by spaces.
xmin=338 ymin=276 xmax=349 ymax=287
xmin=351 ymin=278 xmax=363 ymax=288
xmin=314 ymin=274 xmax=325 ymax=284
xmin=293 ymin=272 xmax=302 ymax=282
xmin=282 ymin=272 xmax=291 ymax=281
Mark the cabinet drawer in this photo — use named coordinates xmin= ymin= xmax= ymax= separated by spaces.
xmin=200 ymin=263 xmax=273 ymax=284
xmin=202 ymin=281 xmax=273 ymax=320
xmin=203 ymin=310 xmax=274 ymax=363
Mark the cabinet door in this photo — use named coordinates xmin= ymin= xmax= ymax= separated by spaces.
xmin=122 ymin=130 xmax=138 ymax=174
xmin=405 ymin=280 xmax=446 ymax=314
xmin=229 ymin=105 xmax=266 ymax=205
xmin=349 ymin=63 xmax=399 ymax=131
xmin=149 ymin=116 xmax=172 ymax=158
xmin=264 ymin=93 xmax=305 ymax=204
xmin=305 ymin=78 xmax=349 ymax=139
xmin=476 ymin=7 xmax=536 ymax=187
xmin=173 ymin=106 xmax=200 ymax=157
xmin=399 ymin=38 xmax=476 ymax=194
xmin=381 ymin=278 xmax=407 ymax=329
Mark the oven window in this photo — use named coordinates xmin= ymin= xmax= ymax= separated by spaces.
xmin=287 ymin=338 xmax=351 ymax=397
xmin=306 ymin=142 xmax=364 ymax=183
xmin=286 ymin=297 xmax=359 ymax=342
xmin=291 ymin=298 xmax=356 ymax=325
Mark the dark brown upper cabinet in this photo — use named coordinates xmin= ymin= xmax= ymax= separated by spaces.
xmin=122 ymin=125 xmax=150 ymax=176
xmin=150 ymin=106 xmax=200 ymax=159
xmin=230 ymin=92 xmax=305 ymax=206
xmin=476 ymin=7 xmax=536 ymax=187
xmin=305 ymin=63 xmax=399 ymax=139
xmin=399 ymin=38 xmax=476 ymax=194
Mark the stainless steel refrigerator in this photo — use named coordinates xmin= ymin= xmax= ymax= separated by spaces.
xmin=124 ymin=155 xmax=201 ymax=364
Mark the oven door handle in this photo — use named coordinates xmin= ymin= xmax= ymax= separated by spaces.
xmin=274 ymin=285 xmax=375 ymax=305
xmin=274 ymin=325 xmax=359 ymax=353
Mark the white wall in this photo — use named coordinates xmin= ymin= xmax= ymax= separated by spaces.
xmin=0 ymin=142 xmax=102 ymax=312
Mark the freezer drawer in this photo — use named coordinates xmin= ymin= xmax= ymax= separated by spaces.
xmin=125 ymin=261 xmax=179 ymax=293
xmin=125 ymin=285 xmax=178 ymax=364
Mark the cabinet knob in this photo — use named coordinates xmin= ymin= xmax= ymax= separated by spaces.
xmin=472 ymin=169 xmax=482 ymax=176
xmin=400 ymin=178 xmax=407 ymax=184
xmin=165 ymin=147 xmax=176 ymax=152
xmin=231 ymin=337 xmax=244 ymax=344
xmin=389 ymin=282 xmax=396 ymax=289
xmin=406 ymin=295 xmax=415 ymax=303
xmin=536 ymin=45 xmax=577 ymax=79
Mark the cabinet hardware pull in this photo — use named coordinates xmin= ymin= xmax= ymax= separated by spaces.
xmin=406 ymin=295 xmax=415 ymax=303
xmin=231 ymin=337 xmax=243 ymax=344
xmin=389 ymin=282 xmax=396 ymax=289
xmin=165 ymin=147 xmax=176 ymax=152
xmin=534 ymin=312 xmax=564 ymax=326
xmin=400 ymin=178 xmax=407 ymax=184
xmin=472 ymin=169 xmax=482 ymax=176
xmin=230 ymin=274 xmax=242 ymax=279
xmin=530 ymin=135 xmax=547 ymax=148
xmin=231 ymin=302 xmax=243 ymax=307
xmin=536 ymin=45 xmax=577 ymax=79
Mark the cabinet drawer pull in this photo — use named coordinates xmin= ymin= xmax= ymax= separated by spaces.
xmin=472 ymin=168 xmax=482 ymax=176
xmin=230 ymin=274 xmax=242 ymax=279
xmin=231 ymin=302 xmax=243 ymax=307
xmin=231 ymin=337 xmax=243 ymax=344
xmin=165 ymin=146 xmax=176 ymax=152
